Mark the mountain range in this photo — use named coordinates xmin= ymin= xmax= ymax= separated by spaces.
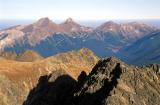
xmin=0 ymin=17 xmax=159 ymax=65
xmin=117 ymin=30 xmax=160 ymax=65
xmin=0 ymin=18 xmax=160 ymax=105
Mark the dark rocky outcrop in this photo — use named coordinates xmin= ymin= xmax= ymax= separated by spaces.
xmin=23 ymin=70 xmax=77 ymax=105
xmin=74 ymin=58 xmax=122 ymax=105
xmin=24 ymin=57 xmax=160 ymax=105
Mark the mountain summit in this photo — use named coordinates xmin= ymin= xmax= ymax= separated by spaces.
xmin=59 ymin=17 xmax=91 ymax=32
xmin=96 ymin=21 xmax=120 ymax=31
xmin=35 ymin=17 xmax=53 ymax=26
xmin=21 ymin=17 xmax=59 ymax=45
xmin=64 ymin=18 xmax=76 ymax=24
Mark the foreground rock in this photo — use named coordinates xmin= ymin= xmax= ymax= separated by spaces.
xmin=75 ymin=57 xmax=160 ymax=105
xmin=0 ymin=48 xmax=98 ymax=105
xmin=24 ymin=57 xmax=160 ymax=105
xmin=23 ymin=70 xmax=77 ymax=105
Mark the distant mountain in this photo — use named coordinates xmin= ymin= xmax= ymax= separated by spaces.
xmin=59 ymin=18 xmax=93 ymax=33
xmin=0 ymin=48 xmax=98 ymax=105
xmin=117 ymin=31 xmax=160 ymax=65
xmin=21 ymin=17 xmax=60 ymax=45
xmin=96 ymin=21 xmax=155 ymax=41
xmin=24 ymin=57 xmax=160 ymax=105
xmin=0 ymin=17 xmax=157 ymax=58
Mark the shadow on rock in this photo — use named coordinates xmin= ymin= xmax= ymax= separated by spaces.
xmin=74 ymin=63 xmax=122 ymax=105
xmin=23 ymin=59 xmax=122 ymax=105
xmin=23 ymin=73 xmax=77 ymax=105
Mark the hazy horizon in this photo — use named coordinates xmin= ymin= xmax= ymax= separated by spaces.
xmin=0 ymin=0 xmax=160 ymax=20
xmin=0 ymin=18 xmax=160 ymax=30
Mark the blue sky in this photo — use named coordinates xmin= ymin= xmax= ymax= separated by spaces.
xmin=0 ymin=0 xmax=160 ymax=20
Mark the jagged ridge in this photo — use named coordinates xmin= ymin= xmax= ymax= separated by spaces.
xmin=23 ymin=57 xmax=160 ymax=105
xmin=0 ymin=48 xmax=98 ymax=105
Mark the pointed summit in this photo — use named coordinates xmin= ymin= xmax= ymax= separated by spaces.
xmin=96 ymin=21 xmax=120 ymax=31
xmin=59 ymin=18 xmax=82 ymax=32
xmin=65 ymin=17 xmax=75 ymax=24
xmin=59 ymin=18 xmax=93 ymax=33
xmin=105 ymin=21 xmax=117 ymax=26
xmin=21 ymin=17 xmax=60 ymax=45
xmin=38 ymin=17 xmax=50 ymax=22
xmin=35 ymin=17 xmax=55 ymax=26
xmin=100 ymin=21 xmax=119 ymax=28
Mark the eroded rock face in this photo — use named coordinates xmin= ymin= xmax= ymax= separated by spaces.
xmin=74 ymin=57 xmax=122 ymax=105
xmin=24 ymin=57 xmax=160 ymax=105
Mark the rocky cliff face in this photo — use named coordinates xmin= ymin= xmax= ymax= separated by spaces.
xmin=0 ymin=48 xmax=98 ymax=105
xmin=24 ymin=57 xmax=160 ymax=105
xmin=75 ymin=57 xmax=160 ymax=105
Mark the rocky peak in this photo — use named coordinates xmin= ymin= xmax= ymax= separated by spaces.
xmin=104 ymin=21 xmax=118 ymax=26
xmin=97 ymin=21 xmax=120 ymax=31
xmin=59 ymin=18 xmax=83 ymax=32
xmin=75 ymin=57 xmax=123 ymax=96
xmin=61 ymin=18 xmax=80 ymax=27
xmin=34 ymin=17 xmax=56 ymax=27
xmin=75 ymin=57 xmax=160 ymax=105
xmin=24 ymin=57 xmax=160 ymax=105
xmin=64 ymin=18 xmax=76 ymax=24
xmin=89 ymin=57 xmax=122 ymax=76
